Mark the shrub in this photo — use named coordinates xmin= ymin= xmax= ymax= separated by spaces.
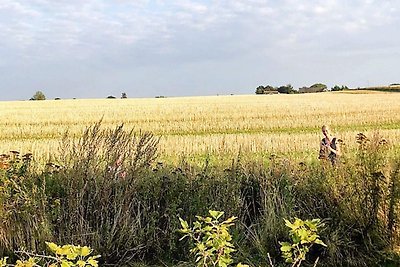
xmin=0 ymin=242 xmax=100 ymax=267
xmin=179 ymin=210 xmax=248 ymax=267
xmin=279 ymin=218 xmax=326 ymax=266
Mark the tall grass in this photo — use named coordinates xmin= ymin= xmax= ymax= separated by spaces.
xmin=1 ymin=123 xmax=400 ymax=266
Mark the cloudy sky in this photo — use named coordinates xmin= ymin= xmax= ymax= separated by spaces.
xmin=0 ymin=0 xmax=399 ymax=100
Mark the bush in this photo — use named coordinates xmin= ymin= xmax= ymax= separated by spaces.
xmin=0 ymin=242 xmax=100 ymax=267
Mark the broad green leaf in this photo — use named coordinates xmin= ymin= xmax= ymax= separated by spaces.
xmin=46 ymin=242 xmax=60 ymax=253
xmin=66 ymin=251 xmax=79 ymax=260
xmin=57 ymin=245 xmax=72 ymax=256
xmin=298 ymin=228 xmax=308 ymax=240
xmin=209 ymin=210 xmax=223 ymax=220
xmin=204 ymin=217 xmax=212 ymax=223
xmin=304 ymin=220 xmax=318 ymax=231
xmin=284 ymin=219 xmax=294 ymax=229
xmin=80 ymin=246 xmax=92 ymax=257
xmin=285 ymin=258 xmax=293 ymax=263
xmin=88 ymin=258 xmax=99 ymax=267
xmin=194 ymin=221 xmax=202 ymax=229
xmin=179 ymin=217 xmax=189 ymax=229
xmin=196 ymin=243 xmax=206 ymax=251
xmin=293 ymin=218 xmax=304 ymax=228
xmin=292 ymin=235 xmax=301 ymax=244
xmin=307 ymin=234 xmax=318 ymax=242
xmin=77 ymin=260 xmax=86 ymax=267
xmin=203 ymin=226 xmax=212 ymax=232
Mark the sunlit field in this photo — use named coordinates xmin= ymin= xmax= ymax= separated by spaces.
xmin=3 ymin=91 xmax=400 ymax=266
xmin=1 ymin=91 xmax=400 ymax=162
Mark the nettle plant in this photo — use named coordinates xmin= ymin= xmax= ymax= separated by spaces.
xmin=179 ymin=210 xmax=248 ymax=267
xmin=0 ymin=242 xmax=100 ymax=267
xmin=279 ymin=218 xmax=326 ymax=267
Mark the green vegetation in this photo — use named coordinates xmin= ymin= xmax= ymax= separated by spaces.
xmin=331 ymin=85 xmax=349 ymax=91
xmin=356 ymin=86 xmax=400 ymax=93
xmin=0 ymin=242 xmax=100 ymax=267
xmin=255 ymin=85 xmax=277 ymax=94
xmin=277 ymin=84 xmax=296 ymax=94
xmin=30 ymin=91 xmax=46 ymax=100
xmin=1 ymin=122 xmax=400 ymax=266
xmin=279 ymin=218 xmax=326 ymax=266
xmin=179 ymin=210 xmax=241 ymax=267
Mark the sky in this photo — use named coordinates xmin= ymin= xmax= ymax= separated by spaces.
xmin=0 ymin=0 xmax=399 ymax=100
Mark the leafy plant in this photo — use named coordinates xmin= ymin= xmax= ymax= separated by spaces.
xmin=0 ymin=242 xmax=100 ymax=267
xmin=179 ymin=210 xmax=247 ymax=267
xmin=279 ymin=218 xmax=326 ymax=267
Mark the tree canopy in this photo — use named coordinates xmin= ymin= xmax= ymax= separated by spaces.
xmin=30 ymin=91 xmax=46 ymax=100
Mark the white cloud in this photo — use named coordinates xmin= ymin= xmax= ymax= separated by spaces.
xmin=0 ymin=0 xmax=400 ymax=99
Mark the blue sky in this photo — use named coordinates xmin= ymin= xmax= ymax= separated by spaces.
xmin=0 ymin=0 xmax=399 ymax=100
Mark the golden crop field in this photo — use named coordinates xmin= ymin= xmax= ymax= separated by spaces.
xmin=1 ymin=91 xmax=400 ymax=162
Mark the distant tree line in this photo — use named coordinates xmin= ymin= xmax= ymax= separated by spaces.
xmin=28 ymin=91 xmax=131 ymax=100
xmin=256 ymin=84 xmax=296 ymax=94
xmin=331 ymin=85 xmax=349 ymax=91
xmin=255 ymin=83 xmax=351 ymax=94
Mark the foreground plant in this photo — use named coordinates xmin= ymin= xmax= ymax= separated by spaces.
xmin=0 ymin=242 xmax=100 ymax=267
xmin=179 ymin=210 xmax=248 ymax=267
xmin=279 ymin=218 xmax=326 ymax=267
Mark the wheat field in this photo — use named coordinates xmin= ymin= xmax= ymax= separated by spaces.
xmin=1 ymin=91 xmax=400 ymax=161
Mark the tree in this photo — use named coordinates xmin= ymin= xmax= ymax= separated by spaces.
xmin=331 ymin=85 xmax=349 ymax=91
xmin=121 ymin=92 xmax=127 ymax=99
xmin=255 ymin=85 xmax=277 ymax=94
xmin=277 ymin=84 xmax=294 ymax=94
xmin=30 ymin=91 xmax=46 ymax=100
xmin=310 ymin=83 xmax=327 ymax=90
xmin=255 ymin=86 xmax=265 ymax=94
xmin=264 ymin=85 xmax=276 ymax=92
